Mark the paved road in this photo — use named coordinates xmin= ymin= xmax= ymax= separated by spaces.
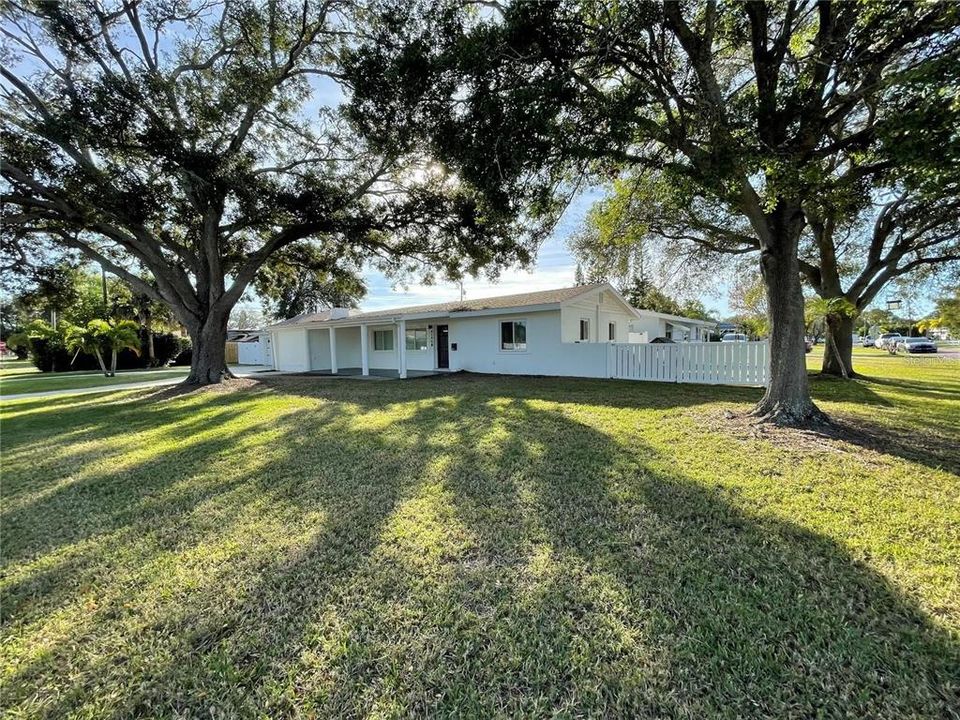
xmin=0 ymin=366 xmax=275 ymax=401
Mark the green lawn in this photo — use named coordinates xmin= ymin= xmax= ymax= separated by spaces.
xmin=1 ymin=367 xmax=190 ymax=396
xmin=1 ymin=357 xmax=958 ymax=718
xmin=0 ymin=358 xmax=39 ymax=378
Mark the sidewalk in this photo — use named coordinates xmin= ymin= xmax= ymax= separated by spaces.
xmin=0 ymin=366 xmax=275 ymax=401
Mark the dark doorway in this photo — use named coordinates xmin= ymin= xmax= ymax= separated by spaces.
xmin=436 ymin=324 xmax=449 ymax=369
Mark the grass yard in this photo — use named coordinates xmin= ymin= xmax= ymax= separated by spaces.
xmin=1 ymin=356 xmax=958 ymax=718
xmin=0 ymin=366 xmax=191 ymax=396
xmin=0 ymin=358 xmax=39 ymax=378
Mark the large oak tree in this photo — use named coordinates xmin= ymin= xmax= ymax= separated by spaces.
xmin=351 ymin=0 xmax=960 ymax=424
xmin=1 ymin=0 xmax=537 ymax=383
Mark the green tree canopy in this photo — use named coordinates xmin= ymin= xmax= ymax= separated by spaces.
xmin=2 ymin=0 xmax=537 ymax=384
xmin=933 ymin=289 xmax=960 ymax=335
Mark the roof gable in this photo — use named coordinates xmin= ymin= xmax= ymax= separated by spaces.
xmin=562 ymin=284 xmax=642 ymax=318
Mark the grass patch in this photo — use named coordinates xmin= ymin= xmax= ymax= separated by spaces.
xmin=1 ymin=367 xmax=190 ymax=396
xmin=0 ymin=359 xmax=38 ymax=378
xmin=1 ymin=358 xmax=958 ymax=717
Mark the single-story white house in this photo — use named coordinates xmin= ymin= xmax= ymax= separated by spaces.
xmin=267 ymin=282 xmax=717 ymax=379
xmin=628 ymin=310 xmax=714 ymax=343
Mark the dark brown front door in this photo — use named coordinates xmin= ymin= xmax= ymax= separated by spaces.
xmin=436 ymin=325 xmax=449 ymax=369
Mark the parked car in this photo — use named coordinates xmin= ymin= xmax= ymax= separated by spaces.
xmin=861 ymin=335 xmax=874 ymax=348
xmin=721 ymin=333 xmax=748 ymax=342
xmin=874 ymin=332 xmax=903 ymax=349
xmin=650 ymin=336 xmax=675 ymax=344
xmin=897 ymin=337 xmax=938 ymax=354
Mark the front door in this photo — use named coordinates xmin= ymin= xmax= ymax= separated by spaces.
xmin=436 ymin=324 xmax=449 ymax=369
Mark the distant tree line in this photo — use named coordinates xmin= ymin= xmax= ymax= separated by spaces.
xmin=4 ymin=261 xmax=187 ymax=373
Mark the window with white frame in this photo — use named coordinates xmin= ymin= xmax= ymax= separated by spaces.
xmin=608 ymin=322 xmax=616 ymax=341
xmin=500 ymin=320 xmax=527 ymax=351
xmin=373 ymin=329 xmax=394 ymax=351
xmin=405 ymin=328 xmax=428 ymax=351
xmin=579 ymin=318 xmax=590 ymax=341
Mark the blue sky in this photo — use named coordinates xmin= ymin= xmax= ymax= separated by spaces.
xmin=357 ymin=187 xmax=628 ymax=311
xmin=354 ymin=186 xmax=738 ymax=316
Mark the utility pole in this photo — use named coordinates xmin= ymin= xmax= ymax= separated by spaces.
xmin=101 ymin=265 xmax=108 ymax=311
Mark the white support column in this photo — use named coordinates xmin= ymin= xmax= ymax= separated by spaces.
xmin=360 ymin=324 xmax=369 ymax=376
xmin=398 ymin=319 xmax=407 ymax=379
xmin=329 ymin=326 xmax=338 ymax=374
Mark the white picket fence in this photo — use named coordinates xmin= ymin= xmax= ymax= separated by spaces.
xmin=608 ymin=341 xmax=769 ymax=386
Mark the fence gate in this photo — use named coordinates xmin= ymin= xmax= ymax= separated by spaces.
xmin=610 ymin=341 xmax=769 ymax=386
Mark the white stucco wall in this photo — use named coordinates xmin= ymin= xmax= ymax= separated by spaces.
xmin=403 ymin=322 xmax=436 ymax=371
xmin=366 ymin=324 xmax=399 ymax=370
xmin=561 ymin=291 xmax=637 ymax=343
xmin=447 ymin=310 xmax=609 ymax=378
xmin=334 ymin=326 xmax=362 ymax=368
xmin=272 ymin=329 xmax=309 ymax=372
xmin=629 ymin=316 xmax=667 ymax=341
xmin=307 ymin=328 xmax=330 ymax=370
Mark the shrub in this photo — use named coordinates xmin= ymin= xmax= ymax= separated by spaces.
xmin=150 ymin=332 xmax=187 ymax=367
xmin=173 ymin=341 xmax=193 ymax=367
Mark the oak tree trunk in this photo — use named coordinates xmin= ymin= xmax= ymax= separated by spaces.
xmin=822 ymin=313 xmax=855 ymax=378
xmin=750 ymin=244 xmax=827 ymax=426
xmin=186 ymin=311 xmax=230 ymax=385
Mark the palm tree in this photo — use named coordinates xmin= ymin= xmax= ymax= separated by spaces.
xmin=64 ymin=321 xmax=110 ymax=376
xmin=64 ymin=320 xmax=141 ymax=377
xmin=99 ymin=320 xmax=141 ymax=376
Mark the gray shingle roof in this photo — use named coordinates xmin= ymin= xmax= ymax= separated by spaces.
xmin=348 ymin=283 xmax=605 ymax=320
xmin=268 ymin=309 xmax=355 ymax=328
xmin=268 ymin=283 xmax=606 ymax=328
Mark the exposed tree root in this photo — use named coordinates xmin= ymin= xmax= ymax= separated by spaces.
xmin=747 ymin=398 xmax=832 ymax=428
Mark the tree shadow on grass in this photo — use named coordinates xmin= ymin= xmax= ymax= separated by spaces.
xmin=2 ymin=381 xmax=957 ymax=718
xmin=806 ymin=374 xmax=960 ymax=474
xmin=260 ymin=371 xmax=765 ymax=414
xmin=356 ymin=399 xmax=959 ymax=717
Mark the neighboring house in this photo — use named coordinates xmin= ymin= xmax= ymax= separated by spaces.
xmin=267 ymin=283 xmax=717 ymax=378
xmin=628 ymin=310 xmax=715 ymax=343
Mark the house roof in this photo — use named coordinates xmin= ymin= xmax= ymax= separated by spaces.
xmin=354 ymin=283 xmax=605 ymax=319
xmin=268 ymin=283 xmax=606 ymax=328
xmin=638 ymin=310 xmax=717 ymax=327
xmin=266 ymin=282 xmax=715 ymax=330
xmin=269 ymin=309 xmax=351 ymax=329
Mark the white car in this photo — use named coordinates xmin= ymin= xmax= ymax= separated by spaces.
xmin=721 ymin=333 xmax=748 ymax=342
xmin=896 ymin=337 xmax=938 ymax=354
xmin=874 ymin=332 xmax=902 ymax=349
